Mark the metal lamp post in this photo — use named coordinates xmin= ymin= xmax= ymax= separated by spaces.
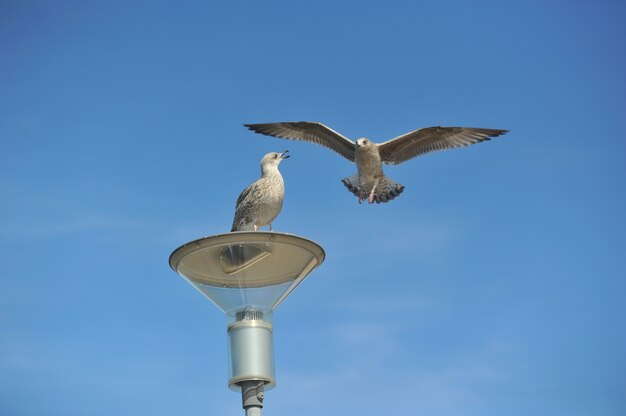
xmin=169 ymin=231 xmax=325 ymax=416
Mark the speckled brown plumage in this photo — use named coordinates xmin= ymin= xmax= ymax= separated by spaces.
xmin=231 ymin=151 xmax=289 ymax=231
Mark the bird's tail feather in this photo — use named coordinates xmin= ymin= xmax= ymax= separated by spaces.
xmin=341 ymin=174 xmax=405 ymax=203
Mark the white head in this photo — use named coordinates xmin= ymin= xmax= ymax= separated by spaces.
xmin=260 ymin=150 xmax=289 ymax=172
xmin=356 ymin=138 xmax=373 ymax=148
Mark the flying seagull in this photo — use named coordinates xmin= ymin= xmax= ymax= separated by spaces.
xmin=231 ymin=151 xmax=289 ymax=231
xmin=244 ymin=122 xmax=508 ymax=203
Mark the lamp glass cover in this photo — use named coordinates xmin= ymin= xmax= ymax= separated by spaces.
xmin=169 ymin=232 xmax=325 ymax=319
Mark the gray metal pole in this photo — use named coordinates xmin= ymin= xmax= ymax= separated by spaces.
xmin=241 ymin=380 xmax=264 ymax=416
xmin=245 ymin=407 xmax=261 ymax=416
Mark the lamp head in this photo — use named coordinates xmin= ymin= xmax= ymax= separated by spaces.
xmin=169 ymin=232 xmax=325 ymax=320
xmin=170 ymin=231 xmax=325 ymax=392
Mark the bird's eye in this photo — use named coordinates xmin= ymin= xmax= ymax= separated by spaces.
xmin=274 ymin=154 xmax=278 ymax=158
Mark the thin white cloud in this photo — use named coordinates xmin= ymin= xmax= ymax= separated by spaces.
xmin=338 ymin=293 xmax=440 ymax=316
xmin=0 ymin=210 xmax=221 ymax=245
xmin=273 ymin=345 xmax=507 ymax=416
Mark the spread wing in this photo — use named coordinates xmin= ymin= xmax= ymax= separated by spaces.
xmin=244 ymin=122 xmax=356 ymax=162
xmin=378 ymin=127 xmax=509 ymax=165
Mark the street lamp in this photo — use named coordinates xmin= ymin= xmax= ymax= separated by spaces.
xmin=169 ymin=231 xmax=325 ymax=416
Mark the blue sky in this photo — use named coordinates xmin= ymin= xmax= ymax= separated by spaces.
xmin=1 ymin=1 xmax=625 ymax=415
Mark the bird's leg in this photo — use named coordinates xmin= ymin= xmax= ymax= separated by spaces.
xmin=268 ymin=223 xmax=273 ymax=231
xmin=359 ymin=193 xmax=365 ymax=204
xmin=368 ymin=179 xmax=380 ymax=204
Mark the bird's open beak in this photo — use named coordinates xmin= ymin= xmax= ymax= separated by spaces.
xmin=280 ymin=150 xmax=290 ymax=159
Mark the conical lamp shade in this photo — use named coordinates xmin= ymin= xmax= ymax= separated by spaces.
xmin=169 ymin=232 xmax=325 ymax=317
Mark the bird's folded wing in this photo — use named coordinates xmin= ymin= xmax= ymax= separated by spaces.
xmin=235 ymin=181 xmax=258 ymax=209
xmin=378 ymin=127 xmax=509 ymax=165
xmin=244 ymin=122 xmax=356 ymax=162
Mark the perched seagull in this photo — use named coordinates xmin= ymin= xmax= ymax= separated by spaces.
xmin=231 ymin=151 xmax=289 ymax=232
xmin=244 ymin=122 xmax=508 ymax=204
